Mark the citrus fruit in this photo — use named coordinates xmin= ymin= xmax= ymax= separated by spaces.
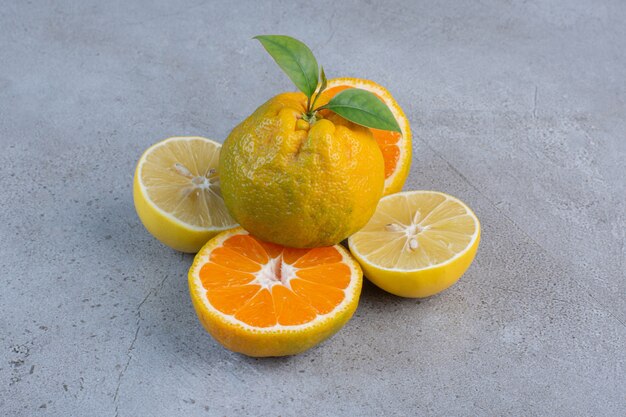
xmin=133 ymin=136 xmax=237 ymax=253
xmin=322 ymin=78 xmax=412 ymax=195
xmin=219 ymin=92 xmax=385 ymax=248
xmin=348 ymin=191 xmax=480 ymax=298
xmin=188 ymin=227 xmax=363 ymax=357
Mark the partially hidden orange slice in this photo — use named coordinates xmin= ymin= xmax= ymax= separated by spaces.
xmin=188 ymin=227 xmax=363 ymax=357
xmin=322 ymin=78 xmax=412 ymax=195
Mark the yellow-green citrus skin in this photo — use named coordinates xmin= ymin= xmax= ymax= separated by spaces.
xmin=219 ymin=92 xmax=385 ymax=248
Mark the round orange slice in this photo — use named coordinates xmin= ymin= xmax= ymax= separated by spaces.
xmin=323 ymin=78 xmax=412 ymax=195
xmin=188 ymin=227 xmax=363 ymax=357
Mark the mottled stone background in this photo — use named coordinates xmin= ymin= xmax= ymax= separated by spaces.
xmin=1 ymin=1 xmax=624 ymax=415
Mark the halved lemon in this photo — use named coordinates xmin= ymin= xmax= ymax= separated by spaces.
xmin=348 ymin=191 xmax=480 ymax=298
xmin=323 ymin=77 xmax=412 ymax=195
xmin=188 ymin=227 xmax=363 ymax=357
xmin=133 ymin=136 xmax=237 ymax=253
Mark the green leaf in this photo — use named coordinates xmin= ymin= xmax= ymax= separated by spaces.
xmin=254 ymin=35 xmax=319 ymax=99
xmin=309 ymin=66 xmax=328 ymax=112
xmin=319 ymin=66 xmax=328 ymax=94
xmin=320 ymin=88 xmax=401 ymax=132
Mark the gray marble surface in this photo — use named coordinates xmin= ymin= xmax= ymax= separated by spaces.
xmin=1 ymin=1 xmax=624 ymax=415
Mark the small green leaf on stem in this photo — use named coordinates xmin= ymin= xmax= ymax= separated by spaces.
xmin=319 ymin=66 xmax=328 ymax=95
xmin=309 ymin=66 xmax=328 ymax=113
xmin=254 ymin=35 xmax=319 ymax=99
xmin=318 ymin=88 xmax=401 ymax=132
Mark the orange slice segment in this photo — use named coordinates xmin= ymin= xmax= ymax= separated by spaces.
xmin=322 ymin=78 xmax=412 ymax=195
xmin=188 ymin=227 xmax=363 ymax=357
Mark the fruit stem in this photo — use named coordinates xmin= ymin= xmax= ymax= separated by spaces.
xmin=302 ymin=111 xmax=318 ymax=124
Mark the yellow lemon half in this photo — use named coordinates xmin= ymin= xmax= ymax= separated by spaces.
xmin=133 ymin=136 xmax=237 ymax=253
xmin=348 ymin=191 xmax=480 ymax=298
